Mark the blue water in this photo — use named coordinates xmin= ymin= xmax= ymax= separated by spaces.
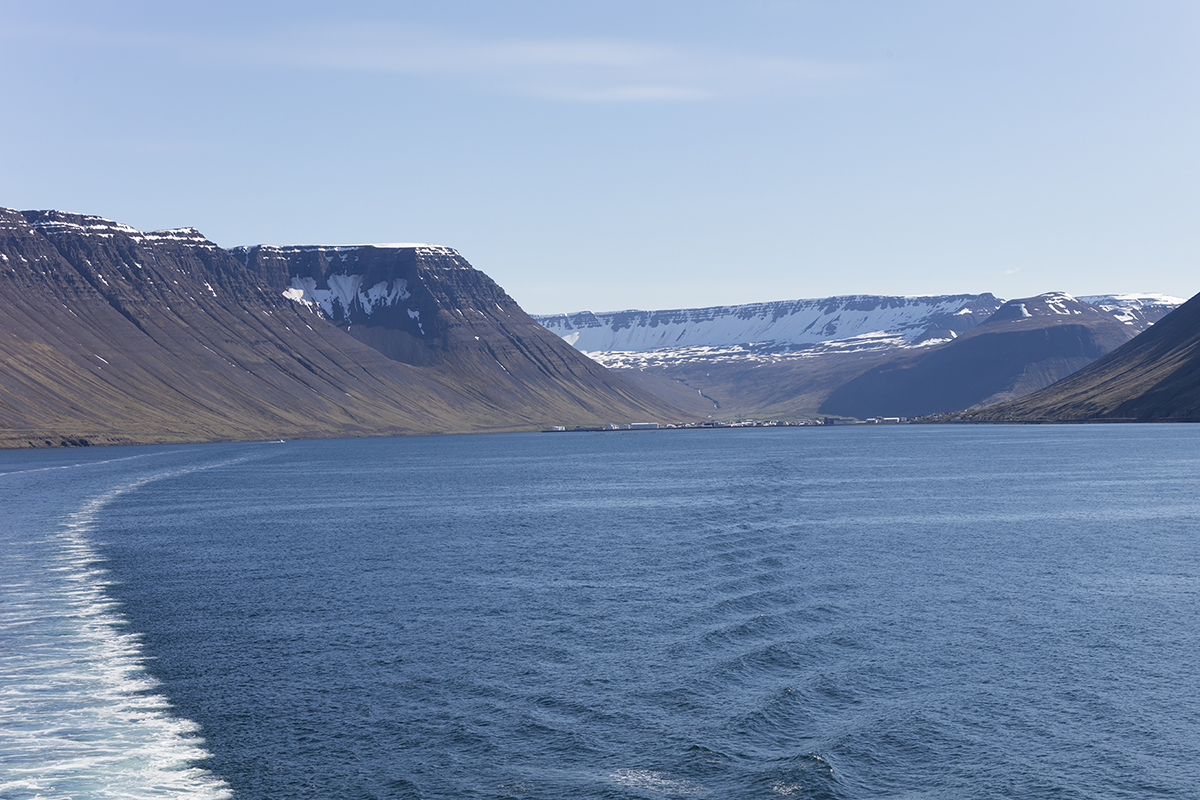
xmin=3 ymin=426 xmax=1199 ymax=799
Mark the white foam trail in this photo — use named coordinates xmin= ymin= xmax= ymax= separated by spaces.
xmin=0 ymin=450 xmax=177 ymax=478
xmin=1 ymin=467 xmax=242 ymax=799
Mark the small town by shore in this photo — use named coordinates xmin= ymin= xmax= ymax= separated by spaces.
xmin=546 ymin=415 xmax=929 ymax=432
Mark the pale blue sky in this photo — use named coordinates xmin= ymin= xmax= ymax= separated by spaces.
xmin=2 ymin=1 xmax=1197 ymax=313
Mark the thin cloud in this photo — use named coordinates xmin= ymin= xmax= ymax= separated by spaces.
xmin=524 ymin=84 xmax=716 ymax=103
xmin=241 ymin=26 xmax=676 ymax=77
xmin=6 ymin=20 xmax=868 ymax=104
xmin=250 ymin=24 xmax=866 ymax=102
xmin=241 ymin=23 xmax=869 ymax=103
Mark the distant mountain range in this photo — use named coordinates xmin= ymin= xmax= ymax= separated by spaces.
xmin=4 ymin=205 xmax=1193 ymax=444
xmin=819 ymin=293 xmax=1144 ymax=419
xmin=534 ymin=292 xmax=1187 ymax=420
xmin=0 ymin=208 xmax=688 ymax=447
xmin=970 ymin=291 xmax=1200 ymax=422
xmin=537 ymin=294 xmax=1006 ymax=353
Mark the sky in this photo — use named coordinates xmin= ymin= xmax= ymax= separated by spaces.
xmin=2 ymin=1 xmax=1197 ymax=314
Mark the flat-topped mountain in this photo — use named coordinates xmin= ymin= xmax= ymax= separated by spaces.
xmin=0 ymin=209 xmax=689 ymax=447
xmin=231 ymin=241 xmax=657 ymax=414
xmin=536 ymin=291 xmax=1185 ymax=420
xmin=535 ymin=294 xmax=1006 ymax=354
xmin=970 ymin=290 xmax=1200 ymax=422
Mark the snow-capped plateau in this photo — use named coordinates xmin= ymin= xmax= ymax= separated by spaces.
xmin=536 ymin=294 xmax=1004 ymax=353
xmin=535 ymin=292 xmax=1186 ymax=371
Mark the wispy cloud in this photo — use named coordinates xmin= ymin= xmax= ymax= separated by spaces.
xmin=5 ymin=20 xmax=867 ymax=104
xmin=239 ymin=24 xmax=866 ymax=102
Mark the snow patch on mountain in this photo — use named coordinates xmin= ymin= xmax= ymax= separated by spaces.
xmin=1080 ymin=292 xmax=1186 ymax=306
xmin=1078 ymin=293 xmax=1187 ymax=327
xmin=589 ymin=330 xmax=919 ymax=370
xmin=284 ymin=275 xmax=413 ymax=319
xmin=538 ymin=291 xmax=1186 ymax=371
xmin=250 ymin=243 xmax=463 ymax=263
xmin=24 ymin=212 xmax=142 ymax=239
xmin=535 ymin=294 xmax=1003 ymax=354
xmin=137 ymin=228 xmax=218 ymax=248
xmin=987 ymin=292 xmax=1184 ymax=327
xmin=1041 ymin=292 xmax=1080 ymax=315
xmin=21 ymin=211 xmax=219 ymax=248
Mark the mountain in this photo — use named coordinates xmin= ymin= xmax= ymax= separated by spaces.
xmin=231 ymin=242 xmax=672 ymax=421
xmin=0 ymin=209 xmax=688 ymax=448
xmin=536 ymin=292 xmax=1184 ymax=420
xmin=536 ymin=294 xmax=1005 ymax=354
xmin=533 ymin=295 xmax=1007 ymax=419
xmin=969 ymin=291 xmax=1200 ymax=422
xmin=1078 ymin=294 xmax=1186 ymax=330
xmin=818 ymin=293 xmax=1138 ymax=419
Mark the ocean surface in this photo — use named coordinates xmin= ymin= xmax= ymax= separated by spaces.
xmin=3 ymin=425 xmax=1199 ymax=799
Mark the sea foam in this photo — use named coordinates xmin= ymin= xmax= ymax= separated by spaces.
xmin=0 ymin=475 xmax=233 ymax=799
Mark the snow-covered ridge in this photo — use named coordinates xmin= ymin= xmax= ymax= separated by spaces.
xmin=137 ymin=227 xmax=216 ymax=247
xmin=535 ymin=294 xmax=1003 ymax=353
xmin=23 ymin=212 xmax=142 ymax=239
xmin=539 ymin=291 xmax=1187 ymax=370
xmin=1080 ymin=293 xmax=1186 ymax=306
xmin=1079 ymin=293 xmax=1187 ymax=326
xmin=987 ymin=291 xmax=1096 ymax=319
xmin=247 ymin=243 xmax=463 ymax=262
xmin=20 ymin=211 xmax=219 ymax=248
xmin=987 ymin=292 xmax=1187 ymax=327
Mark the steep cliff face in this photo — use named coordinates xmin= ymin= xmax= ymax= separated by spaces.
xmin=233 ymin=243 xmax=463 ymax=365
xmin=971 ymin=291 xmax=1200 ymax=422
xmin=0 ymin=209 xmax=688 ymax=447
xmin=819 ymin=293 xmax=1139 ymax=418
xmin=233 ymin=242 xmax=669 ymax=418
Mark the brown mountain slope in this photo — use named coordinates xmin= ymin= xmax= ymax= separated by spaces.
xmin=969 ymin=290 xmax=1200 ymax=422
xmin=0 ymin=209 xmax=690 ymax=447
xmin=818 ymin=294 xmax=1137 ymax=419
xmin=233 ymin=242 xmax=669 ymax=421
